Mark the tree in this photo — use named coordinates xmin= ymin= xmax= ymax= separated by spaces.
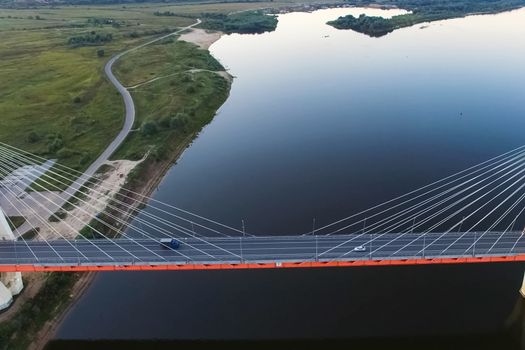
xmin=141 ymin=120 xmax=158 ymax=136
xmin=159 ymin=116 xmax=171 ymax=128
xmin=170 ymin=113 xmax=189 ymax=129
xmin=26 ymin=131 xmax=40 ymax=143
xmin=97 ymin=49 xmax=105 ymax=57
xmin=47 ymin=135 xmax=64 ymax=153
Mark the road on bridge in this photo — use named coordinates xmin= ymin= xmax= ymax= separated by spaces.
xmin=1 ymin=232 xmax=524 ymax=271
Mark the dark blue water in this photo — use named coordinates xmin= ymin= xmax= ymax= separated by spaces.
xmin=52 ymin=7 xmax=525 ymax=348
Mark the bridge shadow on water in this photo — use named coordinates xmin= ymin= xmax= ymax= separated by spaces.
xmin=43 ymin=300 xmax=525 ymax=350
xmin=42 ymin=334 xmax=522 ymax=350
xmin=43 ymin=309 xmax=525 ymax=349
xmin=45 ymin=262 xmax=525 ymax=350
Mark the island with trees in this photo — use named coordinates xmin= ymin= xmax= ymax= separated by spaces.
xmin=328 ymin=0 xmax=525 ymax=37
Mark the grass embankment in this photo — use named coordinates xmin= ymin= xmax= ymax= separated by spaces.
xmin=72 ymin=36 xmax=233 ymax=239
xmin=328 ymin=0 xmax=525 ymax=37
xmin=112 ymin=37 xmax=229 ymax=161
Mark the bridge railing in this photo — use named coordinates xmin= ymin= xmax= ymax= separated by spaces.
xmin=1 ymin=248 xmax=522 ymax=267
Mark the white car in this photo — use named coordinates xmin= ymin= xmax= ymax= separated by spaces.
xmin=353 ymin=245 xmax=366 ymax=252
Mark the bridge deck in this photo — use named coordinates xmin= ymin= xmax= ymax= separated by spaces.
xmin=1 ymin=232 xmax=525 ymax=271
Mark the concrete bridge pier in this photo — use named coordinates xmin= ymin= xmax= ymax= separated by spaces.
xmin=0 ymin=208 xmax=24 ymax=310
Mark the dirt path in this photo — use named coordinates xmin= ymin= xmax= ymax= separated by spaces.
xmin=128 ymin=68 xmax=232 ymax=89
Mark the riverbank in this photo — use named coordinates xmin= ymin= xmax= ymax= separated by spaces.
xmin=0 ymin=25 xmax=230 ymax=349
xmin=0 ymin=3 xmax=329 ymax=348
xmin=36 ymin=5 xmax=525 ymax=348
xmin=28 ymin=28 xmax=229 ymax=350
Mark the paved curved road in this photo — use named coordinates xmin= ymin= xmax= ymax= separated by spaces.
xmin=8 ymin=19 xmax=203 ymax=236
xmin=60 ymin=19 xmax=202 ymax=202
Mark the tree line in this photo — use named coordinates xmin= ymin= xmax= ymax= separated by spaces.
xmin=68 ymin=31 xmax=113 ymax=47
xmin=328 ymin=0 xmax=525 ymax=37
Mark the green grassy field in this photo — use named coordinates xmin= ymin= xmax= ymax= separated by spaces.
xmin=0 ymin=5 xmax=195 ymax=172
xmin=112 ymin=37 xmax=229 ymax=161
xmin=0 ymin=0 xmax=327 ymax=176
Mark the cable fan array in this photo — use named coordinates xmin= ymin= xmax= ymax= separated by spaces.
xmin=1 ymin=142 xmax=525 ymax=266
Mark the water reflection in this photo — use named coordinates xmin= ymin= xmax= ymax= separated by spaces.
xmin=53 ymin=6 xmax=525 ymax=345
xmin=47 ymin=276 xmax=525 ymax=349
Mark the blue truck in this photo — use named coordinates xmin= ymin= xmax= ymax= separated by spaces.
xmin=160 ymin=238 xmax=181 ymax=249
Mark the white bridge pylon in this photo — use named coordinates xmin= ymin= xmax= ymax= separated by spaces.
xmin=0 ymin=207 xmax=23 ymax=310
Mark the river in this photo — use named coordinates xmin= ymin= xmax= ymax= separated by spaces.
xmin=47 ymin=7 xmax=525 ymax=349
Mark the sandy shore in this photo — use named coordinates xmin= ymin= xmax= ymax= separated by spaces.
xmin=180 ymin=29 xmax=233 ymax=83
xmin=39 ymin=159 xmax=142 ymax=240
xmin=179 ymin=28 xmax=223 ymax=50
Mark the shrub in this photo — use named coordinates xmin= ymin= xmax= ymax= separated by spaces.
xmin=49 ymin=211 xmax=67 ymax=222
xmin=26 ymin=131 xmax=40 ymax=143
xmin=141 ymin=120 xmax=158 ymax=136
xmin=68 ymin=32 xmax=113 ymax=47
xmin=170 ymin=113 xmax=189 ymax=129
xmin=79 ymin=225 xmax=95 ymax=239
xmin=56 ymin=148 xmax=74 ymax=159
xmin=159 ymin=116 xmax=171 ymax=128
xmin=79 ymin=152 xmax=91 ymax=165
xmin=47 ymin=135 xmax=64 ymax=153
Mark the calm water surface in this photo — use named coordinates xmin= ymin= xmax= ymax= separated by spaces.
xmin=52 ymin=7 xmax=525 ymax=348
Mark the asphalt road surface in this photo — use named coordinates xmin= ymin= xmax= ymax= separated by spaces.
xmin=1 ymin=231 xmax=524 ymax=267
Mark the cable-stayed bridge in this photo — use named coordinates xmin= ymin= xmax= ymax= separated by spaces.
xmin=2 ymin=142 xmax=525 ymax=273
xmin=1 ymin=232 xmax=525 ymax=272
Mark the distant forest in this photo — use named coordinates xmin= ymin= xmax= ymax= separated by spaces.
xmin=200 ymin=12 xmax=277 ymax=34
xmin=328 ymin=0 xmax=525 ymax=37
xmin=0 ymin=0 xmax=265 ymax=6
xmin=2 ymin=0 xmax=525 ymax=36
